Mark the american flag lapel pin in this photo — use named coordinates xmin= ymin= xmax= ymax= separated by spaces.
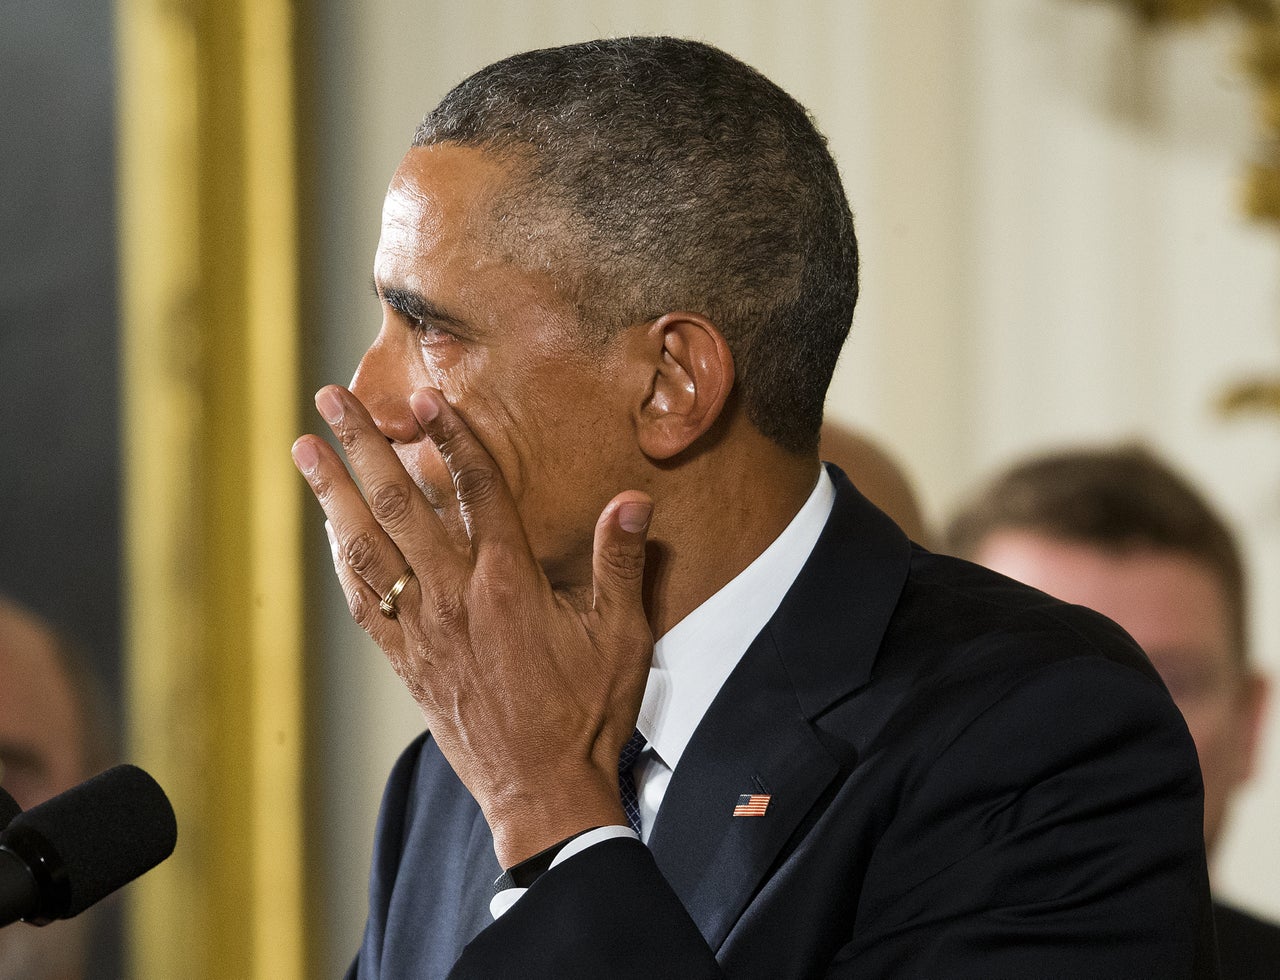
xmin=733 ymin=793 xmax=771 ymax=817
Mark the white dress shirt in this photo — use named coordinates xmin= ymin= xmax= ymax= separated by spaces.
xmin=633 ymin=465 xmax=835 ymax=838
xmin=491 ymin=466 xmax=836 ymax=918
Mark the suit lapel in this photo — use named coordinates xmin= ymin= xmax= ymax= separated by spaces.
xmin=648 ymin=629 xmax=839 ymax=950
xmin=648 ymin=466 xmax=912 ymax=952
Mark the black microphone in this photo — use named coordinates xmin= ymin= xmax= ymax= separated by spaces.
xmin=0 ymin=764 xmax=177 ymax=927
xmin=0 ymin=786 xmax=19 ymax=829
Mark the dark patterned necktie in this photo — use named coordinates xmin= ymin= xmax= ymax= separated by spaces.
xmin=617 ymin=728 xmax=646 ymax=836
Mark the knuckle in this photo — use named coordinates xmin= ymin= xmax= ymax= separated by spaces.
xmin=431 ymin=422 xmax=468 ymax=460
xmin=600 ymin=542 xmax=646 ymax=582
xmin=348 ymin=586 xmax=376 ymax=628
xmin=472 ymin=573 xmax=517 ymax=611
xmin=370 ymin=481 xmax=415 ymax=529
xmin=342 ymin=528 xmax=380 ymax=577
xmin=306 ymin=467 xmax=334 ymax=503
xmin=337 ymin=423 xmax=361 ymax=454
xmin=451 ymin=462 xmax=501 ymax=509
xmin=430 ymin=584 xmax=468 ymax=634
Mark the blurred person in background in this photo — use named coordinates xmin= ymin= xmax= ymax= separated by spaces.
xmin=0 ymin=595 xmax=117 ymax=980
xmin=946 ymin=444 xmax=1279 ymax=980
xmin=819 ymin=422 xmax=930 ymax=545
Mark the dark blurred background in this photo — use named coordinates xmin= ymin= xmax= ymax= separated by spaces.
xmin=0 ymin=2 xmax=122 ymax=977
xmin=0 ymin=0 xmax=121 ymax=708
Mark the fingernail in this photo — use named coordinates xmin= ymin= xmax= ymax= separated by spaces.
xmin=409 ymin=389 xmax=440 ymax=424
xmin=316 ymin=388 xmax=344 ymax=425
xmin=291 ymin=439 xmax=319 ymax=474
xmin=618 ymin=501 xmax=652 ymax=533
xmin=324 ymin=520 xmax=338 ymax=559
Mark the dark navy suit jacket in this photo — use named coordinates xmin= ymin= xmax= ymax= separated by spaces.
xmin=349 ymin=468 xmax=1218 ymax=978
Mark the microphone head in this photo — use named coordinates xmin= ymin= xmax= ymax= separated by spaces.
xmin=0 ymin=786 xmax=19 ymax=828
xmin=5 ymin=764 xmax=176 ymax=918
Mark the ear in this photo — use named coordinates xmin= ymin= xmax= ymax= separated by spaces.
xmin=634 ymin=312 xmax=735 ymax=461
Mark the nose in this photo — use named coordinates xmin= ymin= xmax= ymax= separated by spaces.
xmin=349 ymin=329 xmax=422 ymax=443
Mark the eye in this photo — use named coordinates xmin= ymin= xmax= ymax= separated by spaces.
xmin=384 ymin=297 xmax=437 ymax=337
xmin=373 ymin=282 xmax=464 ymax=349
xmin=406 ymin=314 xmax=452 ymax=343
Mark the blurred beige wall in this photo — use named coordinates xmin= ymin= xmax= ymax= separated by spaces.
xmin=307 ymin=2 xmax=1280 ymax=973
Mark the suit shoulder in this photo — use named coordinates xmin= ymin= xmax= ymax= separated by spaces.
xmin=892 ymin=546 xmax=1162 ymax=685
xmin=383 ymin=729 xmax=432 ymax=799
xmin=836 ymin=547 xmax=1194 ymax=780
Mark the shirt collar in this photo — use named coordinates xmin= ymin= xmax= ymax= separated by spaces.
xmin=636 ymin=466 xmax=836 ymax=773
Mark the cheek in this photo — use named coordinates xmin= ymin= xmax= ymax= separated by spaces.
xmin=446 ymin=363 xmax=566 ymax=476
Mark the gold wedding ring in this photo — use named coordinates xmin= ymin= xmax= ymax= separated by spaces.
xmin=379 ymin=567 xmax=416 ymax=619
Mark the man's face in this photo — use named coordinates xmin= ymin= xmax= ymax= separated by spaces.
xmin=352 ymin=144 xmax=638 ymax=589
xmin=0 ymin=608 xmax=86 ymax=810
xmin=973 ymin=531 xmax=1266 ymax=853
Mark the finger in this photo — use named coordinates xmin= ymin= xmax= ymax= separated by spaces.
xmin=313 ymin=383 xmax=463 ymax=583
xmin=324 ymin=520 xmax=430 ymax=695
xmin=323 ymin=519 xmax=391 ymax=638
xmin=589 ymin=491 xmax=653 ymax=639
xmin=292 ymin=431 xmax=418 ymax=627
xmin=409 ymin=387 xmax=527 ymax=553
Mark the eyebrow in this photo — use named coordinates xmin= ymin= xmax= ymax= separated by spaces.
xmin=370 ymin=276 xmax=469 ymax=332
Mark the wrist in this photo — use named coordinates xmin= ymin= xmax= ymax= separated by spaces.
xmin=486 ymin=777 xmax=626 ymax=868
xmin=493 ymin=826 xmax=602 ymax=891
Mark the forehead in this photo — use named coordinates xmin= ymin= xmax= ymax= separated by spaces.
xmin=974 ymin=530 xmax=1233 ymax=658
xmin=377 ymin=144 xmax=510 ymax=265
xmin=374 ymin=144 xmax=591 ymax=345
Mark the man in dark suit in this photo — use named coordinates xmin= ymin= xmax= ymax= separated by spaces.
xmin=293 ymin=37 xmax=1217 ymax=977
xmin=948 ymin=445 xmax=1279 ymax=980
